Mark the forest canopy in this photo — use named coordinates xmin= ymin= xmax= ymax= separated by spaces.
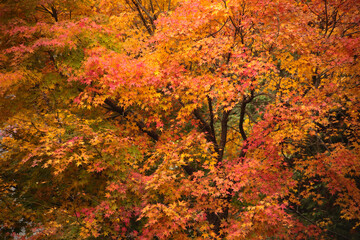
xmin=0 ymin=0 xmax=359 ymax=239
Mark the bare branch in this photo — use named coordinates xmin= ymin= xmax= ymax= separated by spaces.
xmin=133 ymin=0 xmax=155 ymax=22
xmin=218 ymin=110 xmax=231 ymax=161
xmin=131 ymin=0 xmax=154 ymax=35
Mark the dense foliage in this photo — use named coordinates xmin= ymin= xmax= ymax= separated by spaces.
xmin=1 ymin=0 xmax=359 ymax=239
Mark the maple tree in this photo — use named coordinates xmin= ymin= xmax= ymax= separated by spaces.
xmin=1 ymin=0 xmax=359 ymax=239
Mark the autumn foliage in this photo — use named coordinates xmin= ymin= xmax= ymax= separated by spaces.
xmin=0 ymin=0 xmax=359 ymax=239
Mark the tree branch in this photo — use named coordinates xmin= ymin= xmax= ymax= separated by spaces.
xmin=207 ymin=96 xmax=216 ymax=145
xmin=104 ymin=98 xmax=159 ymax=141
xmin=193 ymin=108 xmax=220 ymax=154
xmin=239 ymin=100 xmax=248 ymax=141
xmin=218 ymin=110 xmax=231 ymax=161
xmin=131 ymin=0 xmax=153 ymax=35
xmin=239 ymin=92 xmax=254 ymax=141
